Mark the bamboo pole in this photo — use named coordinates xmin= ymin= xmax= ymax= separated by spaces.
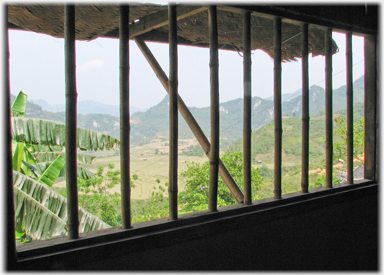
xmin=273 ymin=17 xmax=282 ymax=199
xmin=208 ymin=5 xmax=219 ymax=212
xmin=301 ymin=23 xmax=309 ymax=193
xmin=346 ymin=31 xmax=354 ymax=185
xmin=134 ymin=36 xmax=244 ymax=203
xmin=364 ymin=35 xmax=377 ymax=180
xmin=168 ymin=4 xmax=178 ymax=220
xmin=65 ymin=4 xmax=79 ymax=239
xmin=119 ymin=4 xmax=131 ymax=228
xmin=5 ymin=4 xmax=17 ymax=267
xmin=325 ymin=27 xmax=333 ymax=188
xmin=243 ymin=11 xmax=252 ymax=205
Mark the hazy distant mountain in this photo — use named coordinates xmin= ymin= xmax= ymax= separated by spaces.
xmin=30 ymin=99 xmax=145 ymax=116
xmin=130 ymin=75 xmax=365 ymax=147
xmin=130 ymin=94 xmax=275 ymax=147
xmin=12 ymin=75 xmax=365 ymax=147
xmin=264 ymin=90 xmax=302 ymax=102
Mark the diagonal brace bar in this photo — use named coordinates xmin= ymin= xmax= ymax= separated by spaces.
xmin=134 ymin=36 xmax=244 ymax=203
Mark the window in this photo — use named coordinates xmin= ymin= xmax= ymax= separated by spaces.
xmin=5 ymin=3 xmax=378 ymax=270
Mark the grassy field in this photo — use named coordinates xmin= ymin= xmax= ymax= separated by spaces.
xmin=54 ymin=139 xmax=208 ymax=200
xmin=54 ymin=133 xmax=355 ymax=202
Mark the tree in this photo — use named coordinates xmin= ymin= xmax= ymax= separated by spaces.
xmin=77 ymin=164 xmax=140 ymax=227
xmin=311 ymin=173 xmax=340 ymax=189
xmin=179 ymin=151 xmax=264 ymax=213
xmin=333 ymin=116 xmax=365 ymax=164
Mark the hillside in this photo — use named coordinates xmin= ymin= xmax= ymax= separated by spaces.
xmin=228 ymin=101 xmax=365 ymax=164
xmin=130 ymin=75 xmax=364 ymax=147
xmin=130 ymin=95 xmax=275 ymax=147
xmin=11 ymin=75 xmax=365 ymax=147
xmin=282 ymin=74 xmax=364 ymax=117
xmin=30 ymin=98 xmax=145 ymax=117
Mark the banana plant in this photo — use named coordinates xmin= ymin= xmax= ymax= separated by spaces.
xmin=11 ymin=93 xmax=66 ymax=187
xmin=11 ymin=91 xmax=28 ymax=117
xmin=11 ymin=91 xmax=119 ymax=242
xmin=14 ymin=172 xmax=110 ymax=241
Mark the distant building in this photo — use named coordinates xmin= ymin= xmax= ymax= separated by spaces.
xmin=340 ymin=165 xmax=364 ymax=183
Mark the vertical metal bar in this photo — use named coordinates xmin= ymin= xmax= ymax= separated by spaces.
xmin=5 ymin=4 xmax=17 ymax=267
xmin=243 ymin=11 xmax=252 ymax=205
xmin=134 ymin=37 xmax=244 ymax=203
xmin=325 ymin=27 xmax=333 ymax=188
xmin=273 ymin=17 xmax=282 ymax=199
xmin=346 ymin=31 xmax=354 ymax=184
xmin=64 ymin=4 xmax=79 ymax=239
xmin=168 ymin=4 xmax=178 ymax=220
xmin=119 ymin=4 xmax=131 ymax=229
xmin=364 ymin=35 xmax=377 ymax=180
xmin=208 ymin=5 xmax=219 ymax=212
xmin=301 ymin=23 xmax=309 ymax=193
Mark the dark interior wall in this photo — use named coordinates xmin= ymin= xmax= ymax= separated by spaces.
xmin=66 ymin=184 xmax=377 ymax=271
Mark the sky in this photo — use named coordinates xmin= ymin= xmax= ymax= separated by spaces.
xmin=8 ymin=19 xmax=365 ymax=110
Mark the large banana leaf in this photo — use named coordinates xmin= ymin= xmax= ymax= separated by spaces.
xmin=11 ymin=91 xmax=28 ymax=117
xmin=31 ymin=144 xmax=64 ymax=152
xmin=77 ymin=167 xmax=95 ymax=180
xmin=56 ymin=166 xmax=95 ymax=180
xmin=37 ymin=155 xmax=65 ymax=187
xmin=12 ymin=117 xmax=120 ymax=151
xmin=33 ymin=151 xmax=96 ymax=164
xmin=13 ymin=172 xmax=111 ymax=241
xmin=12 ymin=142 xmax=37 ymax=178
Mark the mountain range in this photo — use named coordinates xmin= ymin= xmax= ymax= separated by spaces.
xmin=29 ymin=99 xmax=145 ymax=117
xmin=130 ymin=75 xmax=364 ymax=147
xmin=13 ymin=75 xmax=364 ymax=149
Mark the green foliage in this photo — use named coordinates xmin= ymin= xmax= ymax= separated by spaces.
xmin=132 ymin=185 xmax=169 ymax=223
xmin=228 ymin=117 xmax=326 ymax=163
xmin=11 ymin=91 xmax=28 ymax=117
xmin=12 ymin=117 xmax=120 ymax=150
xmin=13 ymin=172 xmax=110 ymax=242
xmin=77 ymin=164 xmax=142 ymax=227
xmin=179 ymin=152 xmax=264 ymax=213
xmin=182 ymin=144 xmax=205 ymax=157
xmin=36 ymin=155 xmax=65 ymax=187
xmin=333 ymin=116 xmax=365 ymax=164
xmin=259 ymin=165 xmax=274 ymax=181
xmin=311 ymin=173 xmax=340 ymax=189
xmin=11 ymin=91 xmax=118 ymax=242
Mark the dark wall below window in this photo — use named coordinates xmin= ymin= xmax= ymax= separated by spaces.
xmin=15 ymin=183 xmax=377 ymax=271
xmin=82 ymin=184 xmax=378 ymax=270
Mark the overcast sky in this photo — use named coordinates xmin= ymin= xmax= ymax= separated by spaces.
xmin=8 ymin=26 xmax=365 ymax=110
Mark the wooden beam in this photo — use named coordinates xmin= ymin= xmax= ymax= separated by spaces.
xmin=65 ymin=4 xmax=79 ymax=239
xmin=168 ymin=4 xmax=178 ymax=220
xmin=325 ymin=27 xmax=333 ymax=188
xmin=273 ymin=17 xmax=282 ymax=200
xmin=346 ymin=31 xmax=353 ymax=185
xmin=134 ymin=36 xmax=244 ymax=203
xmin=208 ymin=5 xmax=219 ymax=212
xmin=364 ymin=35 xmax=377 ymax=180
xmin=130 ymin=5 xmax=207 ymax=38
xmin=119 ymin=4 xmax=131 ymax=229
xmin=301 ymin=22 xmax=309 ymax=193
xmin=243 ymin=11 xmax=252 ymax=205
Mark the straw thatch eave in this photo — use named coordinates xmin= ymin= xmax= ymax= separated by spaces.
xmin=7 ymin=3 xmax=338 ymax=61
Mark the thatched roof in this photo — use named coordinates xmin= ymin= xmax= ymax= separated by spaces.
xmin=7 ymin=3 xmax=338 ymax=61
